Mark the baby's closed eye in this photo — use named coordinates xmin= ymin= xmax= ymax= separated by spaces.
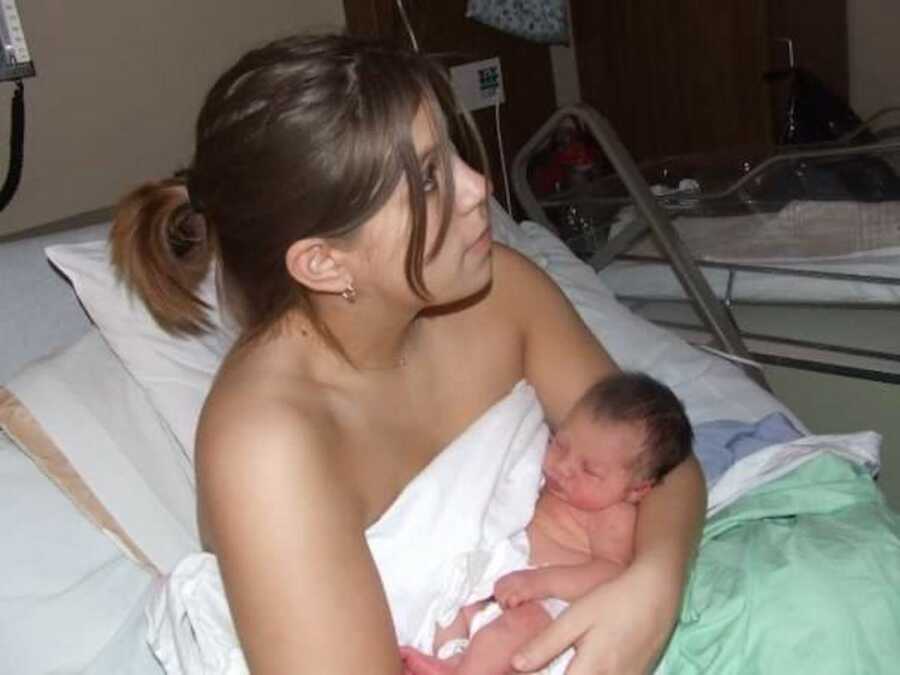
xmin=583 ymin=462 xmax=606 ymax=479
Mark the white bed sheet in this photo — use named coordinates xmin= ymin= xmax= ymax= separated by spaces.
xmin=0 ymin=221 xmax=109 ymax=384
xmin=0 ymin=430 xmax=163 ymax=674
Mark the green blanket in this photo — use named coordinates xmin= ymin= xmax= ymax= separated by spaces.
xmin=661 ymin=455 xmax=900 ymax=674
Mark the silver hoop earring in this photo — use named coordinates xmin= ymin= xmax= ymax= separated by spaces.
xmin=341 ymin=282 xmax=357 ymax=304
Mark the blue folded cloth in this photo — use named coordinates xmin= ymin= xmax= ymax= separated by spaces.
xmin=693 ymin=412 xmax=803 ymax=486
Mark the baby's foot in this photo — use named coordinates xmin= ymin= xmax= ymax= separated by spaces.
xmin=400 ymin=646 xmax=459 ymax=675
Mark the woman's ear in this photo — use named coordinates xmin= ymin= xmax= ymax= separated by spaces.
xmin=285 ymin=238 xmax=351 ymax=295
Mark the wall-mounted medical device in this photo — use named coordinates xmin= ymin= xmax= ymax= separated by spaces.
xmin=0 ymin=0 xmax=31 ymax=211
xmin=0 ymin=0 xmax=34 ymax=82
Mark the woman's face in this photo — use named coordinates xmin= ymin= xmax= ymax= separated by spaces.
xmin=352 ymin=106 xmax=493 ymax=310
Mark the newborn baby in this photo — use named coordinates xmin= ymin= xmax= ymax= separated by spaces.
xmin=402 ymin=372 xmax=694 ymax=675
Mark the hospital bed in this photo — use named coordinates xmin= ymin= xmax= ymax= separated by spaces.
xmin=513 ymin=104 xmax=900 ymax=385
xmin=2 ymin=197 xmax=899 ymax=674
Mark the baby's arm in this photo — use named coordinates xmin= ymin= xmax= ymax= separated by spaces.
xmin=494 ymin=558 xmax=627 ymax=608
xmin=496 ymin=502 xmax=639 ymax=607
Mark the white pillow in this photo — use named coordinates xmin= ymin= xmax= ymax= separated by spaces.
xmin=46 ymin=238 xmax=238 ymax=459
xmin=2 ymin=328 xmax=190 ymax=671
xmin=47 ymin=203 xmax=795 ymax=464
xmin=6 ymin=329 xmax=199 ymax=572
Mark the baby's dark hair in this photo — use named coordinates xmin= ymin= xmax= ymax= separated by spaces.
xmin=578 ymin=372 xmax=693 ymax=484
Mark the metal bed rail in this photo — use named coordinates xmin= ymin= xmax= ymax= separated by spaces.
xmin=644 ymin=315 xmax=900 ymax=385
xmin=615 ymin=254 xmax=900 ymax=305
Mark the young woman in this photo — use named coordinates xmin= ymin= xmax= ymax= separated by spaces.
xmin=111 ymin=34 xmax=705 ymax=675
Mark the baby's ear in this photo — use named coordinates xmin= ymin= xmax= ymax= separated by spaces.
xmin=626 ymin=480 xmax=654 ymax=504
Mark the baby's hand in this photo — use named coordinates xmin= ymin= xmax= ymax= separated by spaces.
xmin=494 ymin=570 xmax=540 ymax=609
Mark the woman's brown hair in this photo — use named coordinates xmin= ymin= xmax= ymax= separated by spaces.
xmin=111 ymin=34 xmax=487 ymax=341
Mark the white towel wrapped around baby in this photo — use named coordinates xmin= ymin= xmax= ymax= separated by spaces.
xmin=147 ymin=380 xmax=550 ymax=674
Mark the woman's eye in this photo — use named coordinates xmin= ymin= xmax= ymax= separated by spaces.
xmin=422 ymin=163 xmax=439 ymax=193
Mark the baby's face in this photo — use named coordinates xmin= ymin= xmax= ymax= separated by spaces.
xmin=542 ymin=408 xmax=651 ymax=511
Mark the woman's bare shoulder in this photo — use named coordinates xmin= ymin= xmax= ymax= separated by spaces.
xmin=487 ymin=241 xmax=563 ymax=314
xmin=199 ymin=383 xmax=334 ymax=458
xmin=199 ymin=353 xmax=339 ymax=457
xmin=479 ymin=241 xmax=584 ymax=344
xmin=195 ymin=365 xmax=355 ymax=543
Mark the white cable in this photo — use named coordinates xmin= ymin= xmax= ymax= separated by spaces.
xmin=395 ymin=0 xmax=419 ymax=52
xmin=695 ymin=344 xmax=763 ymax=370
xmin=494 ymin=99 xmax=512 ymax=213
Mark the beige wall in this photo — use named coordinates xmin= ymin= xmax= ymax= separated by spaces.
xmin=0 ymin=1 xmax=345 ymax=236
xmin=848 ymin=0 xmax=900 ymax=118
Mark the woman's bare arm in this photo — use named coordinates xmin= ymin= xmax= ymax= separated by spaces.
xmin=494 ymin=244 xmax=705 ymax=673
xmin=489 ymin=245 xmax=619 ymax=428
xmin=196 ymin=398 xmax=403 ymax=675
xmin=632 ymin=454 xmax=706 ymax=585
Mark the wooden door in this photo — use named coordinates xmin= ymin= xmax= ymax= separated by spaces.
xmin=571 ymin=0 xmax=849 ymax=162
xmin=571 ymin=0 xmax=773 ymax=162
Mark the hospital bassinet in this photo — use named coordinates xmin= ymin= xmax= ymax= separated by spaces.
xmin=513 ymin=104 xmax=900 ymax=384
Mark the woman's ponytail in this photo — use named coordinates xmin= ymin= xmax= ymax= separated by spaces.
xmin=110 ymin=176 xmax=215 ymax=336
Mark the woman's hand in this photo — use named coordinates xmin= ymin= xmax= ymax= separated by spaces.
xmin=510 ymin=558 xmax=682 ymax=675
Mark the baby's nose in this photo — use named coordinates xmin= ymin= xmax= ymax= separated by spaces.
xmin=550 ymin=456 xmax=575 ymax=478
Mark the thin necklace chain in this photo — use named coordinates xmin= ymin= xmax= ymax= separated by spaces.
xmin=352 ymin=322 xmax=418 ymax=372
xmin=354 ymin=351 xmax=408 ymax=372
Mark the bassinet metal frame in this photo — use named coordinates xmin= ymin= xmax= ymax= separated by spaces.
xmin=512 ymin=104 xmax=900 ymax=384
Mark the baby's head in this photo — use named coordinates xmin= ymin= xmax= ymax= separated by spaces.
xmin=542 ymin=372 xmax=693 ymax=511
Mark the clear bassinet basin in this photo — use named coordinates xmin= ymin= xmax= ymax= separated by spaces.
xmin=540 ymin=139 xmax=900 ymax=263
